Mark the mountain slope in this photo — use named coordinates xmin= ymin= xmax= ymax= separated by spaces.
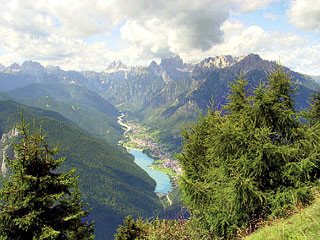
xmin=138 ymin=54 xmax=319 ymax=150
xmin=17 ymin=96 xmax=122 ymax=144
xmin=5 ymin=83 xmax=123 ymax=144
xmin=6 ymin=83 xmax=119 ymax=117
xmin=0 ymin=100 xmax=162 ymax=240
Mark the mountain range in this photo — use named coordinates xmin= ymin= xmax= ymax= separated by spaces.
xmin=1 ymin=54 xmax=318 ymax=149
xmin=0 ymin=53 xmax=319 ymax=239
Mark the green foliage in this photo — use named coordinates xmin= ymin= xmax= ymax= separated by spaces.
xmin=159 ymin=188 xmax=187 ymax=220
xmin=0 ymin=114 xmax=94 ymax=239
xmin=5 ymin=83 xmax=123 ymax=145
xmin=0 ymin=100 xmax=162 ymax=240
xmin=245 ymin=190 xmax=320 ymax=240
xmin=115 ymin=217 xmax=198 ymax=240
xmin=303 ymin=90 xmax=320 ymax=126
xmin=177 ymin=67 xmax=320 ymax=239
xmin=20 ymin=96 xmax=123 ymax=145
xmin=114 ymin=216 xmax=147 ymax=240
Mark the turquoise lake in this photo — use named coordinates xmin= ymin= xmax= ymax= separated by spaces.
xmin=129 ymin=148 xmax=172 ymax=194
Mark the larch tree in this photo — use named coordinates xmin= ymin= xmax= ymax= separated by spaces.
xmin=178 ymin=67 xmax=320 ymax=239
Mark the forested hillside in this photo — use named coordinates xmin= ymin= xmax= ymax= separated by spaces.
xmin=4 ymin=83 xmax=123 ymax=144
xmin=0 ymin=100 xmax=162 ymax=240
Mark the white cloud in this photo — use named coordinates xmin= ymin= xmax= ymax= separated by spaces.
xmin=288 ymin=0 xmax=320 ymax=31
xmin=0 ymin=0 xmax=318 ymax=75
xmin=206 ymin=20 xmax=319 ymax=75
xmin=173 ymin=20 xmax=319 ymax=75
xmin=118 ymin=0 xmax=231 ymax=58
xmin=0 ymin=0 xmax=233 ymax=67
xmin=230 ymin=0 xmax=279 ymax=12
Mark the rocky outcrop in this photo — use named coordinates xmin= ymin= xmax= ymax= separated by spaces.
xmin=199 ymin=55 xmax=234 ymax=69
xmin=5 ymin=63 xmax=21 ymax=73
xmin=0 ymin=127 xmax=19 ymax=177
xmin=104 ymin=60 xmax=128 ymax=73
xmin=0 ymin=63 xmax=5 ymax=72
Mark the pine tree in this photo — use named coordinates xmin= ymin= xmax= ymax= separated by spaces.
xmin=0 ymin=115 xmax=94 ymax=240
xmin=178 ymin=67 xmax=320 ymax=239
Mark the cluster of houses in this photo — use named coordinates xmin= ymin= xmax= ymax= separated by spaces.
xmin=124 ymin=121 xmax=182 ymax=177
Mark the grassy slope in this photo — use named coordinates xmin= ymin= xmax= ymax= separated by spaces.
xmin=245 ymin=191 xmax=320 ymax=240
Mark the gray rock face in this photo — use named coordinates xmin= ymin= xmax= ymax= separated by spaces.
xmin=5 ymin=63 xmax=21 ymax=73
xmin=45 ymin=65 xmax=63 ymax=74
xmin=105 ymin=60 xmax=128 ymax=72
xmin=199 ymin=55 xmax=245 ymax=69
xmin=1 ymin=127 xmax=19 ymax=177
xmin=21 ymin=61 xmax=46 ymax=75
xmin=160 ymin=55 xmax=184 ymax=70
xmin=0 ymin=63 xmax=5 ymax=72
xmin=311 ymin=75 xmax=320 ymax=83
xmin=147 ymin=61 xmax=162 ymax=76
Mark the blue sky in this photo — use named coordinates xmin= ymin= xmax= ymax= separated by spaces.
xmin=0 ymin=0 xmax=319 ymax=75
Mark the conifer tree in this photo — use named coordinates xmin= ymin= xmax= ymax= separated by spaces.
xmin=0 ymin=115 xmax=94 ymax=240
xmin=178 ymin=67 xmax=320 ymax=239
xmin=304 ymin=90 xmax=320 ymax=125
xmin=114 ymin=215 xmax=146 ymax=240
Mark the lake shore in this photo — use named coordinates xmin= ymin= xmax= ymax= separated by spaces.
xmin=117 ymin=113 xmax=181 ymax=193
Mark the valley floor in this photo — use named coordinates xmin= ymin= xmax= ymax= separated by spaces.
xmin=117 ymin=113 xmax=181 ymax=191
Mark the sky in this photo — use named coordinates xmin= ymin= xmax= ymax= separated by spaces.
xmin=0 ymin=0 xmax=319 ymax=75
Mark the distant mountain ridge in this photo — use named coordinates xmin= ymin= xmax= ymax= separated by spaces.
xmin=312 ymin=75 xmax=320 ymax=83
xmin=0 ymin=54 xmax=318 ymax=150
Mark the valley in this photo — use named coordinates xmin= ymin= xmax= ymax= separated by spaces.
xmin=117 ymin=113 xmax=181 ymax=193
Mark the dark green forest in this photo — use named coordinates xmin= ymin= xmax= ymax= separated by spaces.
xmin=0 ymin=100 xmax=162 ymax=239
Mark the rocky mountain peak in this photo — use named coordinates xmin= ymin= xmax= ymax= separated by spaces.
xmin=241 ymin=53 xmax=263 ymax=64
xmin=105 ymin=60 xmax=128 ymax=72
xmin=201 ymin=55 xmax=231 ymax=68
xmin=233 ymin=53 xmax=274 ymax=73
xmin=199 ymin=55 xmax=245 ymax=69
xmin=160 ymin=55 xmax=184 ymax=70
xmin=46 ymin=65 xmax=63 ymax=74
xmin=5 ymin=63 xmax=21 ymax=73
xmin=158 ymin=55 xmax=192 ymax=81
xmin=147 ymin=61 xmax=162 ymax=76
xmin=0 ymin=63 xmax=5 ymax=72
xmin=21 ymin=61 xmax=46 ymax=75
xmin=148 ymin=60 xmax=158 ymax=69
